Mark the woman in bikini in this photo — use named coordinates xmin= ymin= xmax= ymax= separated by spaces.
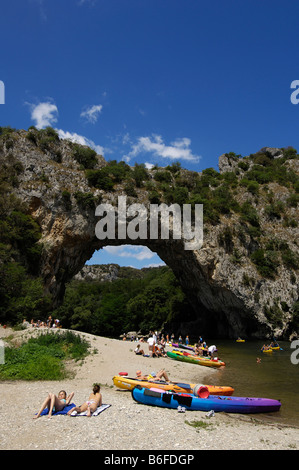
xmin=67 ymin=383 xmax=102 ymax=417
xmin=34 ymin=390 xmax=74 ymax=419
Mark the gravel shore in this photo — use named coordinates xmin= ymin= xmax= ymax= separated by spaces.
xmin=0 ymin=327 xmax=298 ymax=451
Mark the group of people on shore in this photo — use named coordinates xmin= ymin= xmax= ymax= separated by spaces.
xmin=23 ymin=316 xmax=62 ymax=329
xmin=193 ymin=337 xmax=218 ymax=358
xmin=34 ymin=383 xmax=102 ymax=419
xmin=134 ymin=332 xmax=168 ymax=358
xmin=133 ymin=331 xmax=218 ymax=359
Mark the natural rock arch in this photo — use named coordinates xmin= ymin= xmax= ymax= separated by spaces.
xmin=3 ymin=129 xmax=298 ymax=339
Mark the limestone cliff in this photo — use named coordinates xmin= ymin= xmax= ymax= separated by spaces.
xmin=1 ymin=127 xmax=298 ymax=339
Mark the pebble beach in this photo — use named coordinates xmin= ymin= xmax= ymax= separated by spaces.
xmin=0 ymin=327 xmax=298 ymax=452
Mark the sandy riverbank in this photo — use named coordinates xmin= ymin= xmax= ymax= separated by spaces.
xmin=0 ymin=326 xmax=298 ymax=451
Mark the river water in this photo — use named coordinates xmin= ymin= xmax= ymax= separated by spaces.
xmin=193 ymin=340 xmax=299 ymax=427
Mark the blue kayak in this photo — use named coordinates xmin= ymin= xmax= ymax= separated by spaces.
xmin=131 ymin=386 xmax=281 ymax=414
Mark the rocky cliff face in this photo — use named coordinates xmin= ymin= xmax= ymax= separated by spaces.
xmin=1 ymin=127 xmax=298 ymax=339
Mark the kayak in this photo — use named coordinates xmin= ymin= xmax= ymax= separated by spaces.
xmin=172 ymin=343 xmax=195 ymax=351
xmin=167 ymin=350 xmax=225 ymax=367
xmin=167 ymin=350 xmax=225 ymax=368
xmin=262 ymin=348 xmax=273 ymax=354
xmin=236 ymin=339 xmax=245 ymax=342
xmin=131 ymin=386 xmax=281 ymax=414
xmin=112 ymin=375 xmax=234 ymax=396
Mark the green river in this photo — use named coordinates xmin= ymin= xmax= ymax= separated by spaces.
xmin=193 ymin=340 xmax=299 ymax=427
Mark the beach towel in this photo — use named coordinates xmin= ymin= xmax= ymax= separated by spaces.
xmin=38 ymin=403 xmax=77 ymax=416
xmin=70 ymin=404 xmax=111 ymax=416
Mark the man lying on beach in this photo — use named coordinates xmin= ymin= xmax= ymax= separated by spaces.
xmin=135 ymin=369 xmax=169 ymax=381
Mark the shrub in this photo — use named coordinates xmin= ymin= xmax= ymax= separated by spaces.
xmin=124 ymin=181 xmax=138 ymax=197
xmin=148 ymin=190 xmax=161 ymax=204
xmin=132 ymin=164 xmax=149 ymax=187
xmin=85 ymin=168 xmax=114 ymax=191
xmin=240 ymin=202 xmax=260 ymax=227
xmin=240 ymin=178 xmax=259 ymax=195
xmin=238 ymin=161 xmax=249 ymax=171
xmin=154 ymin=170 xmax=172 ymax=183
xmin=282 ymin=147 xmax=297 ymax=159
xmin=0 ymin=331 xmax=90 ymax=380
xmin=263 ymin=303 xmax=284 ymax=328
xmin=286 ymin=193 xmax=299 ymax=208
xmin=72 ymin=144 xmax=98 ymax=169
xmin=164 ymin=186 xmax=189 ymax=206
xmin=250 ymin=249 xmax=279 ymax=278
xmin=74 ymin=191 xmax=96 ymax=209
xmin=281 ymin=248 xmax=299 ymax=270
xmin=165 ymin=162 xmax=182 ymax=174
xmin=106 ymin=160 xmax=132 ymax=183
xmin=265 ymin=202 xmax=285 ymax=219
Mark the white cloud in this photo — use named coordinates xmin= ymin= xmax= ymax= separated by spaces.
xmin=57 ymin=129 xmax=105 ymax=155
xmin=143 ymin=262 xmax=166 ymax=268
xmin=80 ymin=104 xmax=103 ymax=123
xmin=103 ymin=245 xmax=155 ymax=261
xmin=30 ymin=101 xmax=58 ymax=129
xmin=144 ymin=162 xmax=154 ymax=169
xmin=124 ymin=134 xmax=200 ymax=163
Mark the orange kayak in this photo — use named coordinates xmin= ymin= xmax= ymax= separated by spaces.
xmin=112 ymin=375 xmax=234 ymax=396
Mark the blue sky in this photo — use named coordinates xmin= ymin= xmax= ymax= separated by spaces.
xmin=1 ymin=0 xmax=299 ymax=268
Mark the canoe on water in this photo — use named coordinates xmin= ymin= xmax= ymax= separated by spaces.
xmin=167 ymin=350 xmax=225 ymax=368
xmin=112 ymin=375 xmax=234 ymax=396
xmin=131 ymin=386 xmax=281 ymax=414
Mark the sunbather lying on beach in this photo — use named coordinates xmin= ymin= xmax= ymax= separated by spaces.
xmin=33 ymin=390 xmax=74 ymax=419
xmin=135 ymin=369 xmax=169 ymax=381
xmin=67 ymin=383 xmax=102 ymax=417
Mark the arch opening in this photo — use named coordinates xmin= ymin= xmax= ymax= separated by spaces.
xmin=44 ymin=231 xmax=260 ymax=339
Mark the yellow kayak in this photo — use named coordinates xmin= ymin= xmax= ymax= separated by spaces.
xmin=112 ymin=375 xmax=234 ymax=396
xmin=262 ymin=348 xmax=273 ymax=354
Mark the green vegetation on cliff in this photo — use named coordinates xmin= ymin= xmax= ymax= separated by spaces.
xmin=0 ymin=127 xmax=298 ymax=337
xmin=0 ymin=144 xmax=52 ymax=325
